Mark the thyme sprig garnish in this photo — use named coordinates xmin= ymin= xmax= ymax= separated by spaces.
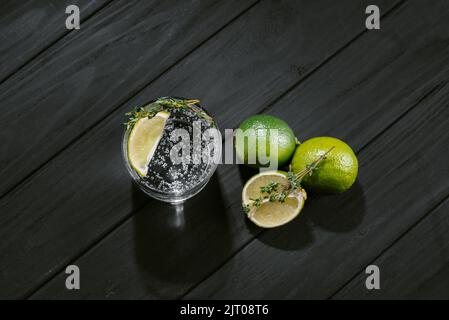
xmin=242 ymin=147 xmax=335 ymax=215
xmin=124 ymin=97 xmax=214 ymax=129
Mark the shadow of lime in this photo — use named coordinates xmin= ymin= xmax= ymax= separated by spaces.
xmin=238 ymin=164 xmax=258 ymax=182
xmin=132 ymin=173 xmax=232 ymax=298
xmin=247 ymin=180 xmax=366 ymax=251
xmin=306 ymin=180 xmax=366 ymax=233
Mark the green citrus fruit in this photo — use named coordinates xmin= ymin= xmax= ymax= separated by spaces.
xmin=290 ymin=137 xmax=358 ymax=194
xmin=235 ymin=115 xmax=296 ymax=168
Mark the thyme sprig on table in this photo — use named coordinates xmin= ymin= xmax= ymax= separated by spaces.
xmin=124 ymin=97 xmax=214 ymax=129
xmin=242 ymin=147 xmax=335 ymax=215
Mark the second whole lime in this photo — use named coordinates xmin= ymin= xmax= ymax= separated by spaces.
xmin=290 ymin=137 xmax=358 ymax=194
xmin=235 ymin=115 xmax=297 ymax=168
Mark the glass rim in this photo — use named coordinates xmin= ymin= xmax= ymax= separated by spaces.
xmin=121 ymin=97 xmax=221 ymax=198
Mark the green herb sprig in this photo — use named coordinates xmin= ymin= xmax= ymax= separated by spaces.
xmin=242 ymin=146 xmax=335 ymax=215
xmin=124 ymin=97 xmax=215 ymax=129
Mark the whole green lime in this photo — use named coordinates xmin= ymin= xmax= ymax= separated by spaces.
xmin=235 ymin=115 xmax=296 ymax=168
xmin=290 ymin=137 xmax=358 ymax=194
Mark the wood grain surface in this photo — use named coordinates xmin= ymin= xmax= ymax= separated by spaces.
xmin=0 ymin=0 xmax=110 ymax=84
xmin=26 ymin=0 xmax=397 ymax=299
xmin=0 ymin=0 xmax=255 ymax=197
xmin=1 ymin=0 xmax=448 ymax=300
xmin=0 ymin=0 xmax=257 ymax=298
xmin=184 ymin=0 xmax=449 ymax=299
xmin=334 ymin=196 xmax=449 ymax=299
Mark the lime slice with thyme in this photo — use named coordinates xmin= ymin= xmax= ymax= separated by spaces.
xmin=242 ymin=171 xmax=306 ymax=228
xmin=127 ymin=111 xmax=170 ymax=177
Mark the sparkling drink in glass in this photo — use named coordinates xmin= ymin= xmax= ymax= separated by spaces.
xmin=122 ymin=97 xmax=221 ymax=203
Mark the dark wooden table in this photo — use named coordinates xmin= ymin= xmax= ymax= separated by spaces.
xmin=1 ymin=0 xmax=449 ymax=300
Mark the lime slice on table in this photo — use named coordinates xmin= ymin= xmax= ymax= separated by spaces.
xmin=242 ymin=171 xmax=307 ymax=228
xmin=127 ymin=111 xmax=170 ymax=177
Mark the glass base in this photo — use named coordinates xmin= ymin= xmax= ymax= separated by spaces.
xmin=134 ymin=176 xmax=211 ymax=204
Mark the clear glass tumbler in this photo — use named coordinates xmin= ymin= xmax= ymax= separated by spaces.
xmin=122 ymin=97 xmax=221 ymax=204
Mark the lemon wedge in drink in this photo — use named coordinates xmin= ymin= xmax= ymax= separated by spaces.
xmin=127 ymin=111 xmax=170 ymax=177
xmin=242 ymin=171 xmax=306 ymax=228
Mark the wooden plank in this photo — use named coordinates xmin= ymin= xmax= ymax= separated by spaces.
xmin=183 ymin=2 xmax=449 ymax=298
xmin=0 ymin=0 xmax=257 ymax=299
xmin=1 ymin=0 xmax=396 ymax=299
xmin=185 ymin=83 xmax=449 ymax=299
xmin=0 ymin=0 xmax=109 ymax=83
xmin=334 ymin=197 xmax=449 ymax=299
xmin=28 ymin=0 xmax=415 ymax=299
xmin=0 ymin=0 xmax=255 ymax=198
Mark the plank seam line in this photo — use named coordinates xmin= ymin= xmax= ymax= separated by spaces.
xmin=0 ymin=0 xmax=115 ymax=88
xmin=179 ymin=0 xmax=407 ymax=299
xmin=327 ymin=81 xmax=449 ymax=299
xmin=357 ymin=79 xmax=448 ymax=155
xmin=29 ymin=0 xmax=405 ymax=299
xmin=256 ymin=0 xmax=406 ymax=116
xmin=182 ymin=76 xmax=447 ymax=301
xmin=328 ymin=188 xmax=449 ymax=299
xmin=23 ymin=199 xmax=150 ymax=299
xmin=29 ymin=0 xmax=404 ymax=299
xmin=24 ymin=0 xmax=261 ymax=299
xmin=0 ymin=0 xmax=260 ymax=202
